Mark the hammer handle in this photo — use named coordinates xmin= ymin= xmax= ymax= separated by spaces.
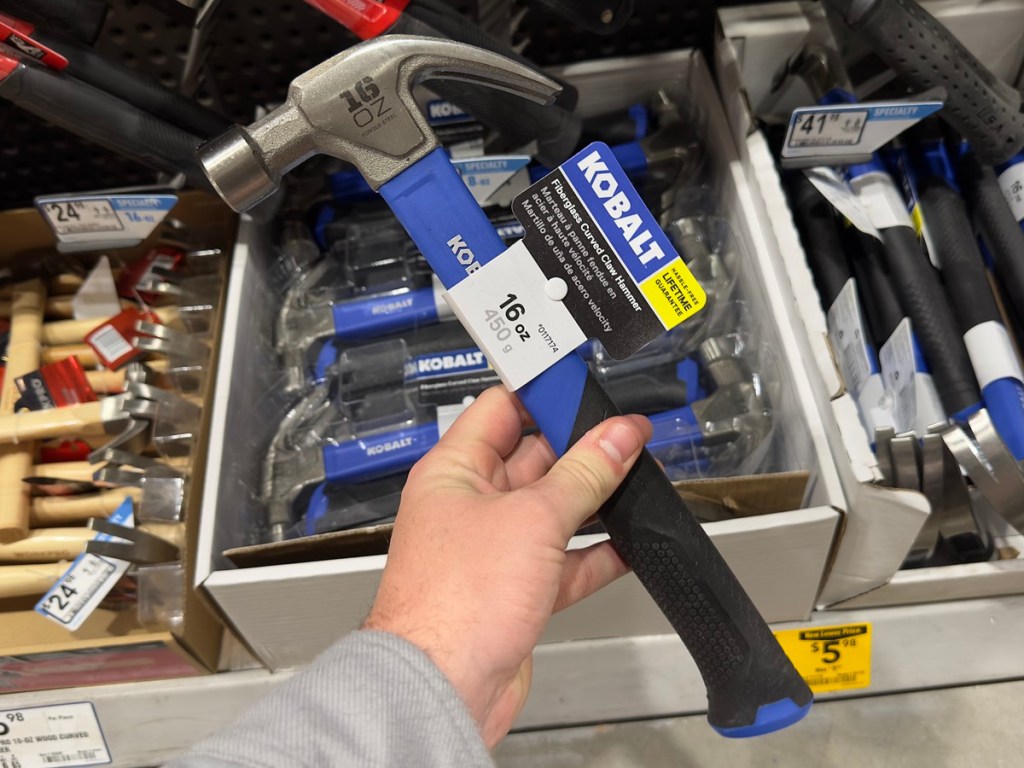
xmin=821 ymin=0 xmax=1024 ymax=164
xmin=0 ymin=280 xmax=45 ymax=543
xmin=42 ymin=306 xmax=179 ymax=345
xmin=32 ymin=488 xmax=141 ymax=526
xmin=0 ymin=0 xmax=107 ymax=45
xmin=0 ymin=561 xmax=69 ymax=599
xmin=379 ymin=148 xmax=812 ymax=735
xmin=0 ymin=401 xmax=107 ymax=444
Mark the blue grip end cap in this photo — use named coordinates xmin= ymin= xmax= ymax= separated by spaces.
xmin=712 ymin=698 xmax=813 ymax=738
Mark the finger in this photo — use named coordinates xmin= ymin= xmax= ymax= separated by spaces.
xmin=439 ymin=386 xmax=527 ymax=460
xmin=524 ymin=414 xmax=652 ymax=542
xmin=552 ymin=540 xmax=631 ymax=613
xmin=503 ymin=432 xmax=557 ymax=489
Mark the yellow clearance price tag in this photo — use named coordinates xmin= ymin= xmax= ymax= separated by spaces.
xmin=774 ymin=623 xmax=871 ymax=693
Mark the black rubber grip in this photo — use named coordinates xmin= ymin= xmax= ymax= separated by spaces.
xmin=843 ymin=226 xmax=904 ymax=346
xmin=394 ymin=12 xmax=582 ymax=167
xmin=878 ymin=224 xmax=981 ymax=414
xmin=604 ymin=371 xmax=689 ymax=415
xmin=823 ymin=0 xmax=1024 ymax=165
xmin=917 ymin=177 xmax=1003 ymax=330
xmin=570 ymin=372 xmax=813 ymax=730
xmin=35 ymin=29 xmax=231 ymax=138
xmin=0 ymin=0 xmax=106 ymax=44
xmin=0 ymin=63 xmax=212 ymax=191
xmin=784 ymin=172 xmax=852 ymax=307
xmin=958 ymin=152 xmax=1024 ymax=326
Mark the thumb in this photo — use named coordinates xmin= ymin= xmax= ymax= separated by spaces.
xmin=526 ymin=415 xmax=651 ymax=542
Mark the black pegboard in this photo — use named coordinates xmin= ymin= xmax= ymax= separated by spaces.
xmin=0 ymin=0 xmax=728 ymax=210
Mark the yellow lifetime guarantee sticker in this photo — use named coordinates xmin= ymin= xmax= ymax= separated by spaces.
xmin=774 ymin=623 xmax=871 ymax=693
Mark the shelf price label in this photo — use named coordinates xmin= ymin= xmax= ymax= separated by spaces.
xmin=774 ymin=622 xmax=872 ymax=693
xmin=781 ymin=101 xmax=943 ymax=166
xmin=35 ymin=193 xmax=178 ymax=251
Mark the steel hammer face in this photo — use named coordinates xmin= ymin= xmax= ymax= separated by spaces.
xmin=199 ymin=36 xmax=562 ymax=211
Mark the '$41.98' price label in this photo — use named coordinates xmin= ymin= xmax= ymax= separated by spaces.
xmin=774 ymin=623 xmax=872 ymax=694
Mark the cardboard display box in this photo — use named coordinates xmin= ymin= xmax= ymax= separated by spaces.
xmin=716 ymin=0 xmax=1024 ymax=608
xmin=0 ymin=192 xmax=234 ymax=693
xmin=197 ymin=50 xmax=845 ymax=671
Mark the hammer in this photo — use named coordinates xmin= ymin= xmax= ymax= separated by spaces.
xmin=197 ymin=37 xmax=811 ymax=735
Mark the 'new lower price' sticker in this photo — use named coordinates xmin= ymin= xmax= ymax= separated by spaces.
xmin=774 ymin=623 xmax=872 ymax=693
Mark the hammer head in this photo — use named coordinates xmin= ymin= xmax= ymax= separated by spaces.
xmin=199 ymin=36 xmax=562 ymax=212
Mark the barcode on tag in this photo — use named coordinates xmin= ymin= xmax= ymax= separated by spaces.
xmin=87 ymin=326 xmax=132 ymax=363
xmin=40 ymin=749 xmax=102 ymax=764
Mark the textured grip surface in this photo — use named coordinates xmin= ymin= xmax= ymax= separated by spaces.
xmin=844 ymin=227 xmax=903 ymax=345
xmin=45 ymin=32 xmax=231 ymax=138
xmin=0 ymin=0 xmax=106 ymax=44
xmin=826 ymin=0 xmax=1024 ymax=164
xmin=958 ymin=153 xmax=1024 ymax=324
xmin=570 ymin=373 xmax=813 ymax=731
xmin=0 ymin=64 xmax=211 ymax=190
xmin=918 ymin=178 xmax=1002 ymax=330
xmin=785 ymin=173 xmax=852 ymax=306
xmin=878 ymin=224 xmax=980 ymax=414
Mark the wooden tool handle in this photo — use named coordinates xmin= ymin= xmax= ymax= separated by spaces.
xmin=41 ymin=306 xmax=180 ymax=346
xmin=0 ymin=527 xmax=93 ymax=563
xmin=31 ymin=488 xmax=141 ymax=526
xmin=0 ymin=562 xmax=68 ymax=598
xmin=86 ymin=368 xmax=127 ymax=394
xmin=0 ymin=280 xmax=46 ymax=543
xmin=42 ymin=343 xmax=99 ymax=367
xmin=29 ymin=460 xmax=97 ymax=482
xmin=0 ymin=401 xmax=105 ymax=444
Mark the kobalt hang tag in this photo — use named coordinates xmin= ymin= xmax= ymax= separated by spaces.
xmin=35 ymin=191 xmax=178 ymax=252
xmin=782 ymin=101 xmax=943 ymax=167
xmin=511 ymin=142 xmax=705 ymax=360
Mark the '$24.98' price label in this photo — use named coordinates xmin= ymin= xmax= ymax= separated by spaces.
xmin=774 ymin=623 xmax=872 ymax=693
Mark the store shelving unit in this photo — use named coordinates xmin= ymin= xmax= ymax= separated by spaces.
xmin=5 ymin=595 xmax=1024 ymax=766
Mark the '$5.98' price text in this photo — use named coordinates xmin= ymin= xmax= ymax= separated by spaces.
xmin=486 ymin=293 xmax=531 ymax=353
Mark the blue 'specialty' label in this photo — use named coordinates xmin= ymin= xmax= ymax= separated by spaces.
xmin=35 ymin=192 xmax=178 ymax=250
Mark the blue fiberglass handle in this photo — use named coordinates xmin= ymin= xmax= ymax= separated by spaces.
xmin=379 ymin=147 xmax=813 ymax=736
xmin=331 ymin=287 xmax=439 ymax=342
xmin=322 ymin=422 xmax=440 ymax=486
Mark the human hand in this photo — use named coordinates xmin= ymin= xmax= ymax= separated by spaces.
xmin=363 ymin=386 xmax=651 ymax=747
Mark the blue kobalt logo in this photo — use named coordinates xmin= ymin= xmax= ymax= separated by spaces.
xmin=561 ymin=143 xmax=679 ymax=283
xmin=427 ymin=99 xmax=471 ymax=125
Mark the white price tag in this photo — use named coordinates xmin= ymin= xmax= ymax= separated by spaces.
xmin=0 ymin=702 xmax=111 ymax=768
xmin=826 ymin=279 xmax=873 ymax=397
xmin=444 ymin=241 xmax=587 ymax=391
xmin=36 ymin=499 xmax=134 ymax=632
xmin=788 ymin=109 xmax=868 ymax=149
xmin=35 ymin=194 xmax=177 ymax=250
xmin=782 ymin=101 xmax=943 ymax=163
xmin=997 ymin=162 xmax=1024 ymax=224
xmin=805 ymin=167 xmax=880 ymax=240
xmin=849 ymin=171 xmax=913 ymax=231
xmin=880 ymin=318 xmax=918 ymax=434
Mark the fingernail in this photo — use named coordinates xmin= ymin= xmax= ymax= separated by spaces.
xmin=598 ymin=421 xmax=642 ymax=465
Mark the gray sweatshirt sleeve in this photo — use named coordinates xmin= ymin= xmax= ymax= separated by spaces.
xmin=166 ymin=630 xmax=495 ymax=768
